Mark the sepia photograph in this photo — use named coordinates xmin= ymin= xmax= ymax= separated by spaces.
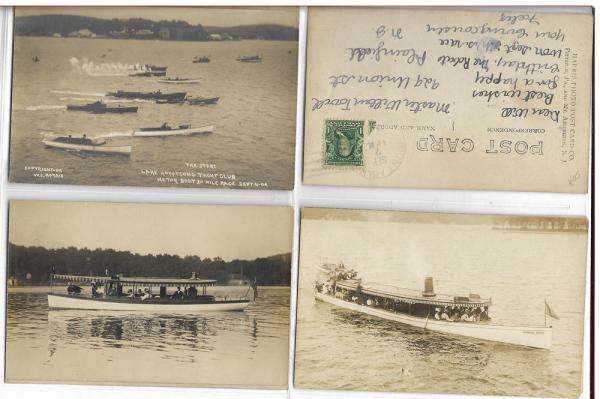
xmin=6 ymin=201 xmax=293 ymax=388
xmin=295 ymin=208 xmax=588 ymax=397
xmin=8 ymin=7 xmax=298 ymax=189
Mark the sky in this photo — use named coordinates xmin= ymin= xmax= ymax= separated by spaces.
xmin=16 ymin=7 xmax=299 ymax=28
xmin=9 ymin=201 xmax=293 ymax=261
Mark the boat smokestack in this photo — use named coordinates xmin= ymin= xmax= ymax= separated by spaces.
xmin=423 ymin=277 xmax=436 ymax=297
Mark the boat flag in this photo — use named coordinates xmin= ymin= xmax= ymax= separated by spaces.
xmin=544 ymin=299 xmax=560 ymax=320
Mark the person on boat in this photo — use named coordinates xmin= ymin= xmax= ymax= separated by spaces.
xmin=480 ymin=306 xmax=490 ymax=321
xmin=460 ymin=310 xmax=472 ymax=322
xmin=161 ymin=122 xmax=168 ymax=129
xmin=250 ymin=278 xmax=258 ymax=300
xmin=315 ymin=281 xmax=323 ymax=293
xmin=451 ymin=307 xmax=461 ymax=321
xmin=186 ymin=286 xmax=198 ymax=298
xmin=141 ymin=288 xmax=152 ymax=301
xmin=67 ymin=284 xmax=82 ymax=295
xmin=172 ymin=286 xmax=184 ymax=299
xmin=472 ymin=307 xmax=482 ymax=321
xmin=355 ymin=281 xmax=363 ymax=304
xmin=441 ymin=307 xmax=452 ymax=321
xmin=126 ymin=288 xmax=134 ymax=297
xmin=434 ymin=308 xmax=441 ymax=320
xmin=91 ymin=282 xmax=98 ymax=297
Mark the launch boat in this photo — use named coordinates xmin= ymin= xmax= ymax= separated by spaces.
xmin=187 ymin=96 xmax=220 ymax=106
xmin=193 ymin=56 xmax=210 ymax=63
xmin=158 ymin=77 xmax=201 ymax=84
xmin=42 ymin=135 xmax=131 ymax=156
xmin=133 ymin=124 xmax=214 ymax=137
xmin=144 ymin=64 xmax=167 ymax=72
xmin=66 ymin=101 xmax=138 ymax=114
xmin=129 ymin=71 xmax=167 ymax=77
xmin=236 ymin=55 xmax=262 ymax=63
xmin=107 ymin=90 xmax=187 ymax=102
xmin=315 ymin=264 xmax=553 ymax=349
xmin=48 ymin=273 xmax=250 ymax=312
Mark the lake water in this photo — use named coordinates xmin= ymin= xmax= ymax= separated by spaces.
xmin=6 ymin=286 xmax=290 ymax=388
xmin=295 ymin=218 xmax=587 ymax=397
xmin=9 ymin=37 xmax=297 ymax=189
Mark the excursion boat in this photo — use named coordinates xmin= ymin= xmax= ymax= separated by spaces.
xmin=158 ymin=77 xmax=201 ymax=84
xmin=66 ymin=100 xmax=138 ymax=114
xmin=187 ymin=96 xmax=220 ymax=106
xmin=193 ymin=56 xmax=210 ymax=63
xmin=236 ymin=55 xmax=262 ymax=63
xmin=42 ymin=135 xmax=131 ymax=156
xmin=133 ymin=124 xmax=214 ymax=137
xmin=48 ymin=273 xmax=250 ymax=312
xmin=315 ymin=264 xmax=553 ymax=349
xmin=108 ymin=90 xmax=187 ymax=102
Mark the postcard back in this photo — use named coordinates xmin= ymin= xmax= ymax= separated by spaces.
xmin=304 ymin=7 xmax=592 ymax=192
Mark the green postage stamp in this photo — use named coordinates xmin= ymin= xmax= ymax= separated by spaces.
xmin=324 ymin=120 xmax=364 ymax=166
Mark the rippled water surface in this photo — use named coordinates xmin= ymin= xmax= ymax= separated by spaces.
xmin=10 ymin=37 xmax=297 ymax=189
xmin=6 ymin=287 xmax=290 ymax=388
xmin=295 ymin=219 xmax=587 ymax=397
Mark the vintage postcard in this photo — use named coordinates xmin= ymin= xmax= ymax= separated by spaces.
xmin=6 ymin=201 xmax=292 ymax=388
xmin=295 ymin=208 xmax=588 ymax=397
xmin=9 ymin=7 xmax=298 ymax=189
xmin=304 ymin=7 xmax=592 ymax=192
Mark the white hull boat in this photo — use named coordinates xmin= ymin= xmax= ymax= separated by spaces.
xmin=158 ymin=79 xmax=201 ymax=84
xmin=48 ymin=293 xmax=249 ymax=312
xmin=43 ymin=139 xmax=132 ymax=155
xmin=133 ymin=125 xmax=214 ymax=137
xmin=49 ymin=273 xmax=252 ymax=312
xmin=315 ymin=292 xmax=552 ymax=349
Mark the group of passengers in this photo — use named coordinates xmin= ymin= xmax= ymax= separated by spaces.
xmin=171 ymin=286 xmax=198 ymax=299
xmin=434 ymin=306 xmax=489 ymax=322
xmin=96 ymin=285 xmax=199 ymax=300
xmin=84 ymin=281 xmax=202 ymax=300
xmin=317 ymin=280 xmax=491 ymax=323
xmin=125 ymin=288 xmax=153 ymax=300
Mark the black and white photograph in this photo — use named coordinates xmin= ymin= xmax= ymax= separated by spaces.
xmin=8 ymin=7 xmax=298 ymax=189
xmin=6 ymin=201 xmax=293 ymax=388
xmin=295 ymin=208 xmax=588 ymax=397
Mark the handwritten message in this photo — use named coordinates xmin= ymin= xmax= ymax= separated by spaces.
xmin=304 ymin=8 xmax=591 ymax=192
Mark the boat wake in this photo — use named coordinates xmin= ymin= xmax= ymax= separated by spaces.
xmin=41 ymin=131 xmax=132 ymax=139
xmin=70 ymin=57 xmax=151 ymax=77
xmin=51 ymin=90 xmax=106 ymax=97
xmin=95 ymin=131 xmax=134 ymax=138
xmin=59 ymin=97 xmax=151 ymax=103
xmin=25 ymin=105 xmax=67 ymax=111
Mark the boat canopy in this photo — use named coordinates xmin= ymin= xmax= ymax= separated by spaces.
xmin=51 ymin=274 xmax=217 ymax=287
xmin=335 ymin=279 xmax=491 ymax=308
